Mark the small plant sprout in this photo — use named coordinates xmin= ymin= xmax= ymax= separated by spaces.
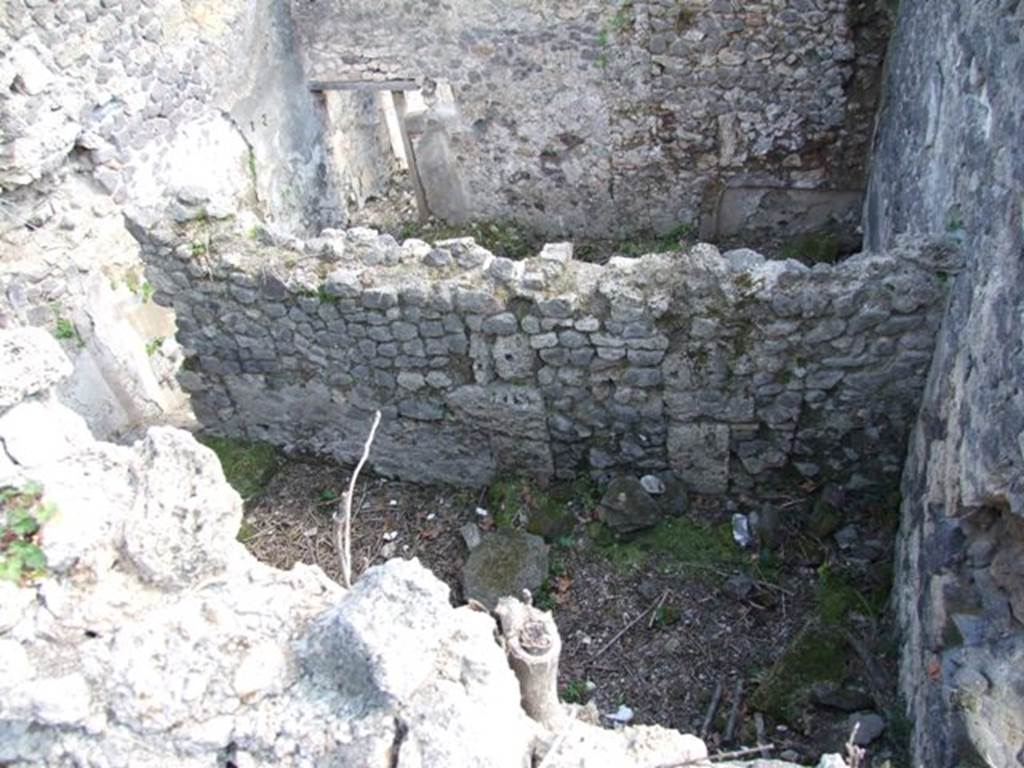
xmin=145 ymin=337 xmax=164 ymax=356
xmin=1 ymin=481 xmax=57 ymax=583
xmin=51 ymin=304 xmax=83 ymax=347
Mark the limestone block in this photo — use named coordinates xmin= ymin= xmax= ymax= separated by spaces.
xmin=667 ymin=423 xmax=730 ymax=494
xmin=300 ymin=559 xmax=450 ymax=705
xmin=493 ymin=334 xmax=535 ymax=381
xmin=122 ymin=428 xmax=242 ymax=589
xmin=0 ymin=328 xmax=72 ymax=412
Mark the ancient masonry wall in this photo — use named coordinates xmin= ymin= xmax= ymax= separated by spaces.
xmin=289 ymin=0 xmax=891 ymax=240
xmin=866 ymin=0 xmax=1024 ymax=765
xmin=134 ymin=217 xmax=945 ymax=498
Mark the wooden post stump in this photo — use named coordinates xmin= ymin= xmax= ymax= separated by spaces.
xmin=495 ymin=595 xmax=566 ymax=732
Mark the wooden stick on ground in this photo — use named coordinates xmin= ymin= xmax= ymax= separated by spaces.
xmin=753 ymin=712 xmax=770 ymax=758
xmin=335 ymin=410 xmax=382 ymax=588
xmin=700 ymin=681 xmax=724 ymax=740
xmin=723 ymin=678 xmax=744 ymax=745
xmin=653 ymin=743 xmax=778 ymax=767
xmin=592 ymin=591 xmax=667 ymax=660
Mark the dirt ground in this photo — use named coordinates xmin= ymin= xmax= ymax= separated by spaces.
xmin=239 ymin=454 xmax=906 ymax=766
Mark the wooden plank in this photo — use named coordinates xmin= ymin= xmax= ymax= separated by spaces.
xmin=309 ymin=79 xmax=418 ymax=92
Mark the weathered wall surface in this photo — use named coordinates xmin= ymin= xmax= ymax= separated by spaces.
xmin=0 ymin=0 xmax=344 ymax=438
xmin=865 ymin=1 xmax=1024 ymax=765
xmin=1 ymin=0 xmax=335 ymax=233
xmin=291 ymin=0 xmax=890 ymax=240
xmin=133 ymin=215 xmax=944 ymax=498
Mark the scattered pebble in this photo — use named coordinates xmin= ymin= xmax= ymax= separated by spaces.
xmin=834 ymin=524 xmax=858 ymax=550
xmin=426 ymin=513 xmax=436 ymax=521
xmin=723 ymin=574 xmax=754 ymax=601
xmin=585 ymin=680 xmax=597 ymax=692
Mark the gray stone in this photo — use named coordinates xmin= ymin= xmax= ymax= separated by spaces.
xmin=492 ymin=334 xmax=534 ymax=381
xmin=481 ymin=312 xmax=518 ymax=336
xmin=301 ymin=559 xmax=450 ymax=705
xmin=667 ymin=423 xmax=729 ymax=495
xmin=810 ymin=684 xmax=875 ymax=713
xmin=596 ymin=476 xmax=662 ymax=535
xmin=847 ymin=712 xmax=885 ymax=745
xmin=461 ymin=530 xmax=548 ymax=610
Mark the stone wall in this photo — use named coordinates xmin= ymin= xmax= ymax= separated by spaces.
xmin=290 ymin=0 xmax=891 ymax=240
xmin=865 ymin=0 xmax=1024 ymax=765
xmin=133 ymin=215 xmax=945 ymax=499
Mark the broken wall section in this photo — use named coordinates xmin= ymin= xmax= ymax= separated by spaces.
xmin=135 ymin=217 xmax=945 ymax=500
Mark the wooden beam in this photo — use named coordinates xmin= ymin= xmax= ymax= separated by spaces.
xmin=309 ymin=79 xmax=418 ymax=92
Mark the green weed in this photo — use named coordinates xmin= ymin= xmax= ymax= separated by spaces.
xmin=561 ymin=679 xmax=589 ymax=704
xmin=1 ymin=482 xmax=56 ymax=583
xmin=145 ymin=337 xmax=164 ymax=357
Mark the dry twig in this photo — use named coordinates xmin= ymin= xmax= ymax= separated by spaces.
xmin=845 ymin=723 xmax=866 ymax=768
xmin=651 ymin=742 xmax=777 ymax=767
xmin=722 ymin=678 xmax=744 ymax=745
xmin=335 ymin=410 xmax=382 ymax=587
xmin=700 ymin=681 xmax=723 ymax=739
xmin=592 ymin=591 xmax=667 ymax=660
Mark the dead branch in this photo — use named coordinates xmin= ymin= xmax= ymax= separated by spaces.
xmin=592 ymin=591 xmax=667 ymax=660
xmin=700 ymin=681 xmax=723 ymax=740
xmin=335 ymin=410 xmax=382 ymax=588
xmin=651 ymin=742 xmax=777 ymax=767
xmin=845 ymin=723 xmax=865 ymax=768
xmin=647 ymin=590 xmax=670 ymax=628
xmin=722 ymin=678 xmax=744 ymax=745
xmin=753 ymin=712 xmax=770 ymax=758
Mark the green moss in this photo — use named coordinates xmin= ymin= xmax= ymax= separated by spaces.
xmin=316 ymin=286 xmax=339 ymax=305
xmin=589 ymin=517 xmax=744 ymax=576
xmin=750 ymin=622 xmax=850 ymax=723
xmin=780 ymin=229 xmax=842 ymax=266
xmin=652 ymin=603 xmax=681 ymax=629
xmin=396 ymin=219 xmax=536 ymax=261
xmin=236 ymin=520 xmax=256 ymax=544
xmin=197 ymin=436 xmax=279 ymax=500
xmin=487 ymin=474 xmax=596 ymax=541
xmin=815 ymin=563 xmax=885 ymax=624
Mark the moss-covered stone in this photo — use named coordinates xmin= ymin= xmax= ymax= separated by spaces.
xmin=197 ymin=435 xmax=279 ymax=501
xmin=750 ymin=621 xmax=851 ymax=723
